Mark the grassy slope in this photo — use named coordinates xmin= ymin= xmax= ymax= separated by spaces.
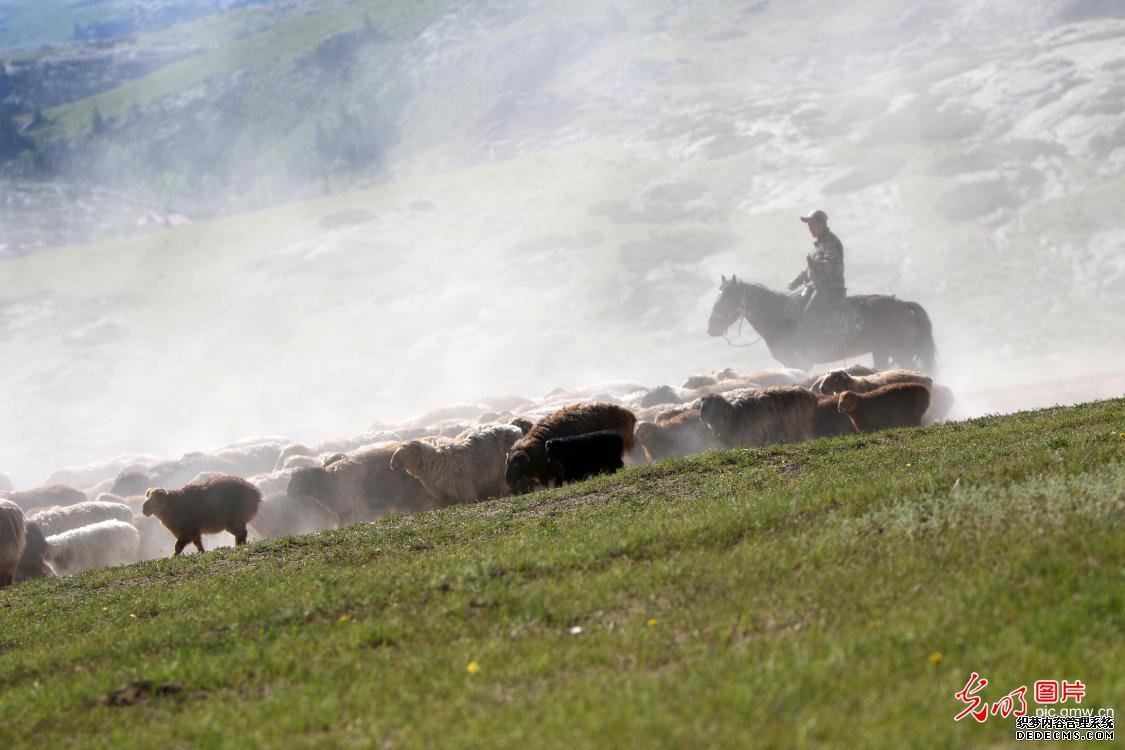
xmin=1 ymin=400 xmax=1122 ymax=748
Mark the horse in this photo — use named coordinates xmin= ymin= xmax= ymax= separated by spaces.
xmin=707 ymin=275 xmax=938 ymax=373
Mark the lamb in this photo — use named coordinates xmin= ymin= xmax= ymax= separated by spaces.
xmin=0 ymin=499 xmax=27 ymax=587
xmin=45 ymin=519 xmax=140 ymax=575
xmin=142 ymin=476 xmax=261 ymax=556
xmin=390 ymin=424 xmax=523 ymax=506
xmin=805 ymin=364 xmax=879 ymax=393
xmin=509 ymin=417 xmax=534 ymax=435
xmin=638 ymin=385 xmax=682 ymax=408
xmin=545 ymin=431 xmax=626 ymax=484
xmin=251 ymin=492 xmax=340 ymax=539
xmin=505 ymin=402 xmax=637 ymax=494
xmin=682 ymin=373 xmax=718 ymax=389
xmin=16 ymin=521 xmax=53 ymax=582
xmin=2 ymin=484 xmax=86 ymax=512
xmin=698 ymin=387 xmax=817 ymax=448
xmin=817 ymin=368 xmax=932 ymax=396
xmin=838 ymin=383 xmax=931 ymax=433
xmin=634 ymin=409 xmax=718 ymax=461
xmin=287 ymin=446 xmax=436 ymax=525
xmin=28 ymin=500 xmax=134 ymax=537
xmin=814 ymin=395 xmax=858 ymax=438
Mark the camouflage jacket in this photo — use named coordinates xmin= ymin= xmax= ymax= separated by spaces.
xmin=790 ymin=229 xmax=845 ymax=293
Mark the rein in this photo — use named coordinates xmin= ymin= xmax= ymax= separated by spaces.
xmin=716 ymin=292 xmax=764 ymax=349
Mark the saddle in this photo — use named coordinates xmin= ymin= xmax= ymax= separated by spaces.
xmin=791 ymin=287 xmax=865 ymax=339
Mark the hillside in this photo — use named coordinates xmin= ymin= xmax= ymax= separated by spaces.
xmin=1 ymin=400 xmax=1122 ymax=747
xmin=0 ymin=1 xmax=1123 ymax=487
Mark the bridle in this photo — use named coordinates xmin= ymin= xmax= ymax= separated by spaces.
xmin=711 ymin=284 xmax=763 ymax=349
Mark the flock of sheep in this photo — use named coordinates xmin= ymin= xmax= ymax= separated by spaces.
xmin=0 ymin=363 xmax=951 ymax=587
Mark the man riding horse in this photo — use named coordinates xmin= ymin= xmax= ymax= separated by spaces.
xmin=707 ymin=208 xmax=938 ymax=373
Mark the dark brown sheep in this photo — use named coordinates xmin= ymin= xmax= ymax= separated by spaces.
xmin=814 ymin=395 xmax=858 ymax=438
xmin=142 ymin=476 xmax=262 ymax=556
xmin=634 ymin=409 xmax=718 ymax=461
xmin=698 ymin=387 xmax=817 ymax=448
xmin=15 ymin=521 xmax=54 ymax=582
xmin=505 ymin=402 xmax=636 ymax=493
xmin=838 ymin=383 xmax=931 ymax=433
xmin=0 ymin=499 xmax=26 ymax=587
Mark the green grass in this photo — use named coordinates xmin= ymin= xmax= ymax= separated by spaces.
xmin=1 ymin=399 xmax=1122 ymax=747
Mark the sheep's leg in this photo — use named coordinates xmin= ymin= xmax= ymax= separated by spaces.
xmin=0 ymin=573 xmax=12 ymax=588
xmin=173 ymin=539 xmax=189 ymax=556
xmin=233 ymin=527 xmax=248 ymax=545
xmin=193 ymin=536 xmax=205 ymax=554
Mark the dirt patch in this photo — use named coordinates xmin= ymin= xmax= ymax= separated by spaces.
xmin=98 ymin=680 xmax=184 ymax=706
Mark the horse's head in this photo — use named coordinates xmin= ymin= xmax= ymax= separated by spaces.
xmin=708 ymin=274 xmax=745 ymax=336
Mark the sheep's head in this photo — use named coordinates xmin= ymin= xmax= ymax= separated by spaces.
xmin=287 ymin=467 xmax=331 ymax=501
xmin=504 ymin=451 xmax=537 ymax=494
xmin=837 ymin=392 xmax=860 ymax=414
xmin=509 ymin=417 xmax=533 ymax=435
xmin=698 ymin=395 xmax=734 ymax=435
xmin=634 ymin=422 xmax=657 ymax=445
xmin=389 ymin=442 xmax=426 ymax=473
xmin=819 ymin=370 xmax=855 ymax=395
xmin=142 ymin=487 xmax=169 ymax=517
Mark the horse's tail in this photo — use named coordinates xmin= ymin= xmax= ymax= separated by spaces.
xmin=905 ymin=301 xmax=938 ymax=375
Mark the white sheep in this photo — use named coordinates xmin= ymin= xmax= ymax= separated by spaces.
xmin=29 ymin=500 xmax=135 ymax=538
xmin=45 ymin=519 xmax=140 ymax=575
xmin=390 ymin=424 xmax=523 ymax=506
xmin=0 ymin=499 xmax=27 ymax=587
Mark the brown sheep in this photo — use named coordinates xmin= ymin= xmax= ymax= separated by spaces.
xmin=634 ymin=409 xmax=718 ymax=461
xmin=698 ymin=387 xmax=817 ymax=448
xmin=15 ymin=521 xmax=53 ymax=582
xmin=509 ymin=417 xmax=534 ymax=435
xmin=818 ymin=368 xmax=932 ymax=396
xmin=0 ymin=499 xmax=27 ymax=587
xmin=2 ymin=484 xmax=86 ymax=512
xmin=391 ymin=424 xmax=523 ymax=505
xmin=287 ymin=445 xmax=437 ymax=525
xmin=814 ymin=395 xmax=858 ymax=438
xmin=142 ymin=476 xmax=262 ymax=556
xmin=838 ymin=383 xmax=931 ymax=433
xmin=805 ymin=364 xmax=879 ymax=392
xmin=505 ymin=402 xmax=637 ymax=493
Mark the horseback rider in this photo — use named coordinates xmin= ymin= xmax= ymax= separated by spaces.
xmin=792 ymin=206 xmax=846 ymax=303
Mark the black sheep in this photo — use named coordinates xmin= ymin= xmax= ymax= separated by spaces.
xmin=544 ymin=431 xmax=625 ymax=486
